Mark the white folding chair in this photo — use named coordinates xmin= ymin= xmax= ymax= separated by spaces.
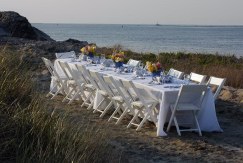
xmin=88 ymin=71 xmax=113 ymax=115
xmin=190 ymin=72 xmax=207 ymax=84
xmin=75 ymin=65 xmax=96 ymax=110
xmin=100 ymin=76 xmax=124 ymax=118
xmin=58 ymin=62 xmax=89 ymax=104
xmin=119 ymin=79 xmax=159 ymax=131
xmin=55 ymin=51 xmax=76 ymax=59
xmin=167 ymin=68 xmax=184 ymax=79
xmin=58 ymin=61 xmax=80 ymax=104
xmin=107 ymin=77 xmax=136 ymax=125
xmin=166 ymin=85 xmax=207 ymax=136
xmin=42 ymin=57 xmax=68 ymax=99
xmin=127 ymin=59 xmax=141 ymax=67
xmin=207 ymin=76 xmax=226 ymax=100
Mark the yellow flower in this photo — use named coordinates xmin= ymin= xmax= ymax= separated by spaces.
xmin=146 ymin=61 xmax=161 ymax=72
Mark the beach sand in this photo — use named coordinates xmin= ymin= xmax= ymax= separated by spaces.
xmin=44 ymin=93 xmax=243 ymax=163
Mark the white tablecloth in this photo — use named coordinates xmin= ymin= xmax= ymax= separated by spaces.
xmin=51 ymin=59 xmax=223 ymax=136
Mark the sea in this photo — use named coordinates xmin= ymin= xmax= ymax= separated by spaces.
xmin=33 ymin=24 xmax=243 ymax=57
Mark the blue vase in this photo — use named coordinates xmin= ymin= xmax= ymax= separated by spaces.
xmin=88 ymin=52 xmax=94 ymax=58
xmin=152 ymin=71 xmax=161 ymax=77
xmin=115 ymin=61 xmax=123 ymax=68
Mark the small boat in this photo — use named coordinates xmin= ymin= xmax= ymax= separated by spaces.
xmin=156 ymin=22 xmax=161 ymax=26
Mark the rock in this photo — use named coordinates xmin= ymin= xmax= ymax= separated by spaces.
xmin=219 ymin=90 xmax=233 ymax=101
xmin=236 ymin=89 xmax=243 ymax=103
xmin=64 ymin=38 xmax=87 ymax=44
xmin=0 ymin=11 xmax=53 ymax=41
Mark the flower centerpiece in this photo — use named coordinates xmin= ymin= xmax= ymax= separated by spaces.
xmin=80 ymin=44 xmax=96 ymax=58
xmin=146 ymin=61 xmax=162 ymax=77
xmin=111 ymin=50 xmax=125 ymax=68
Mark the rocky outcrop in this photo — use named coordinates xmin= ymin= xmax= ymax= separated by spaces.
xmin=219 ymin=86 xmax=243 ymax=104
xmin=0 ymin=11 xmax=53 ymax=41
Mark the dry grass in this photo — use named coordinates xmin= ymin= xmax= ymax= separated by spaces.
xmin=0 ymin=51 xmax=119 ymax=162
xmin=98 ymin=47 xmax=243 ymax=88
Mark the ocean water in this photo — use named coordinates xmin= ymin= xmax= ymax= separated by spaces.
xmin=33 ymin=24 xmax=243 ymax=57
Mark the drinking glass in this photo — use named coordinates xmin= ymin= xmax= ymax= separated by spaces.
xmin=100 ymin=54 xmax=106 ymax=64
xmin=87 ymin=57 xmax=92 ymax=64
xmin=93 ymin=56 xmax=99 ymax=64
xmin=183 ymin=74 xmax=191 ymax=85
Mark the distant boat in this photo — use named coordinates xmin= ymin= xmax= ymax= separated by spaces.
xmin=156 ymin=22 xmax=162 ymax=26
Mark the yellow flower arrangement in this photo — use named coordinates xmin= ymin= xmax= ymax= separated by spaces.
xmin=146 ymin=61 xmax=162 ymax=73
xmin=80 ymin=46 xmax=88 ymax=54
xmin=80 ymin=45 xmax=96 ymax=55
xmin=88 ymin=45 xmax=96 ymax=53
xmin=111 ymin=50 xmax=125 ymax=62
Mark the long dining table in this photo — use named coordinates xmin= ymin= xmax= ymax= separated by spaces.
xmin=51 ymin=58 xmax=223 ymax=136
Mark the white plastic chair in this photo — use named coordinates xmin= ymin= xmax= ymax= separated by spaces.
xmin=166 ymin=85 xmax=207 ymax=136
xmin=167 ymin=68 xmax=184 ymax=79
xmin=207 ymin=76 xmax=226 ymax=100
xmin=190 ymin=72 xmax=207 ymax=84
xmin=75 ymin=65 xmax=96 ymax=110
xmin=55 ymin=51 xmax=76 ymax=59
xmin=41 ymin=57 xmax=68 ymax=99
xmin=127 ymin=59 xmax=141 ymax=67
xmin=119 ymin=79 xmax=159 ymax=131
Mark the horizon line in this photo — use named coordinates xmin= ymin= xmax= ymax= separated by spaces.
xmin=32 ymin=22 xmax=243 ymax=27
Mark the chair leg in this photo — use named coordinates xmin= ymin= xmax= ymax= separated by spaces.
xmin=93 ymin=98 xmax=106 ymax=113
xmin=136 ymin=112 xmax=149 ymax=131
xmin=116 ymin=106 xmax=129 ymax=125
xmin=108 ymin=104 xmax=121 ymax=122
xmin=51 ymin=85 xmax=64 ymax=99
xmin=166 ymin=108 xmax=175 ymax=132
xmin=87 ymin=100 xmax=94 ymax=110
xmin=100 ymin=101 xmax=113 ymax=118
xmin=173 ymin=116 xmax=181 ymax=136
xmin=193 ymin=111 xmax=202 ymax=136
xmin=62 ymin=87 xmax=74 ymax=102
xmin=127 ymin=110 xmax=140 ymax=128
xmin=81 ymin=91 xmax=94 ymax=108
xmin=68 ymin=89 xmax=82 ymax=104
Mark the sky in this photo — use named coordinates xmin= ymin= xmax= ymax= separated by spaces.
xmin=1 ymin=0 xmax=243 ymax=25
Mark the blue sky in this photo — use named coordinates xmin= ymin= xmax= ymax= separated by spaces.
xmin=1 ymin=0 xmax=243 ymax=25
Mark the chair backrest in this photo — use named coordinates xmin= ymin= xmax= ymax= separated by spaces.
xmin=190 ymin=72 xmax=206 ymax=84
xmin=207 ymin=76 xmax=226 ymax=100
xmin=58 ymin=62 xmax=85 ymax=87
xmin=55 ymin=51 xmax=76 ymax=59
xmin=167 ymin=68 xmax=184 ymax=79
xmin=42 ymin=57 xmax=61 ymax=79
xmin=42 ymin=57 xmax=67 ymax=92
xmin=175 ymin=85 xmax=208 ymax=110
xmin=88 ymin=71 xmax=106 ymax=91
xmin=75 ymin=64 xmax=90 ymax=84
xmin=127 ymin=59 xmax=140 ymax=67
xmin=42 ymin=57 xmax=55 ymax=77
xmin=102 ymin=76 xmax=119 ymax=96
xmin=58 ymin=61 xmax=73 ymax=80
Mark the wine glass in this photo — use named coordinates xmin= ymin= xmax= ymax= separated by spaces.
xmin=100 ymin=54 xmax=106 ymax=64
xmin=87 ymin=57 xmax=92 ymax=64
xmin=183 ymin=74 xmax=191 ymax=85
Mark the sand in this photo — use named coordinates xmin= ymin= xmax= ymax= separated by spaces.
xmin=45 ymin=93 xmax=243 ymax=163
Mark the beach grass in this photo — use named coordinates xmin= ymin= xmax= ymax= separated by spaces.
xmin=98 ymin=47 xmax=243 ymax=88
xmin=0 ymin=51 xmax=119 ymax=162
